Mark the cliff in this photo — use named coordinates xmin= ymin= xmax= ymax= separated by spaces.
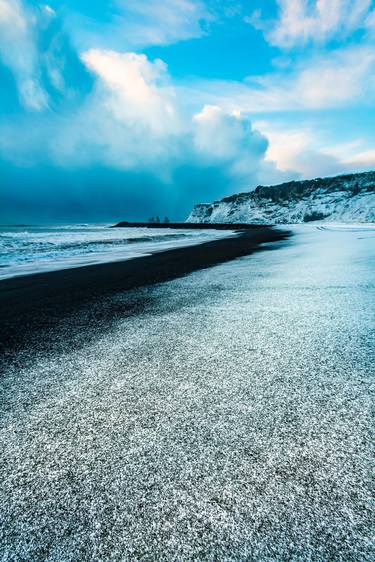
xmin=187 ymin=171 xmax=375 ymax=224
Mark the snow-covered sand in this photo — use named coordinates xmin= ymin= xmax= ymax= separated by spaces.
xmin=0 ymin=225 xmax=374 ymax=560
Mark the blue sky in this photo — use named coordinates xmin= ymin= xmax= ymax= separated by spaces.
xmin=1 ymin=0 xmax=375 ymax=222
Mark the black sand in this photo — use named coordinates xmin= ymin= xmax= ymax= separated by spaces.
xmin=0 ymin=225 xmax=373 ymax=561
xmin=0 ymin=227 xmax=289 ymax=356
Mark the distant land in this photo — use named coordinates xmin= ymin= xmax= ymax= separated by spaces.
xmin=113 ymin=221 xmax=270 ymax=229
xmin=187 ymin=171 xmax=375 ymax=224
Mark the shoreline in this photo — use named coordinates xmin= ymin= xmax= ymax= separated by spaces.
xmin=112 ymin=221 xmax=272 ymax=229
xmin=0 ymin=227 xmax=290 ymax=356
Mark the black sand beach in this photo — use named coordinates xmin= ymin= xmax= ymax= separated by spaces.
xmin=1 ymin=225 xmax=373 ymax=561
xmin=0 ymin=226 xmax=288 ymax=356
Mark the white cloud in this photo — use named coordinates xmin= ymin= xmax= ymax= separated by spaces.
xmin=366 ymin=8 xmax=375 ymax=30
xmin=193 ymin=105 xmax=269 ymax=178
xmin=325 ymin=142 xmax=375 ymax=170
xmin=0 ymin=0 xmax=48 ymax=110
xmin=256 ymin=124 xmax=343 ymax=178
xmin=0 ymin=0 xmax=26 ymax=28
xmin=346 ymin=149 xmax=375 ymax=168
xmin=0 ymin=0 xmax=224 ymax=173
xmin=285 ymin=46 xmax=375 ymax=108
xmin=55 ymin=54 xmax=274 ymax=187
xmin=42 ymin=4 xmax=55 ymax=16
xmin=253 ymin=0 xmax=374 ymax=47
xmin=43 ymin=57 xmax=173 ymax=174
xmin=2 ymin=35 xmax=290 ymax=217
xmin=82 ymin=50 xmax=180 ymax=136
xmin=184 ymin=45 xmax=375 ymax=113
xmin=254 ymin=120 xmax=375 ymax=179
xmin=116 ymin=0 xmax=211 ymax=45
xmin=69 ymin=0 xmax=213 ymax=51
xmin=1 ymin=42 xmax=279 ymax=197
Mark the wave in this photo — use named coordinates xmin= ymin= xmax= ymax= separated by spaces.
xmin=0 ymin=232 xmax=191 ymax=254
xmin=0 ymin=225 xmax=233 ymax=278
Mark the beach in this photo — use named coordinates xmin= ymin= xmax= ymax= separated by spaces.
xmin=0 ymin=226 xmax=285 ymax=355
xmin=0 ymin=225 xmax=374 ymax=561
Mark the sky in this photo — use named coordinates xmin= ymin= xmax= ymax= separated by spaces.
xmin=1 ymin=0 xmax=375 ymax=222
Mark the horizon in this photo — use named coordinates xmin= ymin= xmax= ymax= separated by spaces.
xmin=1 ymin=0 xmax=375 ymax=223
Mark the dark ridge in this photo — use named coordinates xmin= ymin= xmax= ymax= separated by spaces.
xmin=0 ymin=227 xmax=290 ymax=357
xmin=112 ymin=221 xmax=272 ymax=229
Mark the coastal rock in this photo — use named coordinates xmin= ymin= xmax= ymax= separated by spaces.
xmin=187 ymin=171 xmax=375 ymax=224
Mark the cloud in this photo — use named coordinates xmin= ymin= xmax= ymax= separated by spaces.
xmin=184 ymin=45 xmax=375 ymax=112
xmin=65 ymin=64 xmax=282 ymax=192
xmin=0 ymin=0 xmax=93 ymax=113
xmin=241 ymin=1 xmax=375 ymax=121
xmin=0 ymin=5 xmax=287 ymax=221
xmin=114 ymin=0 xmax=211 ymax=46
xmin=346 ymin=149 xmax=375 ymax=168
xmin=248 ymin=0 xmax=374 ymax=48
xmin=254 ymin=120 xmax=375 ymax=179
xmin=0 ymin=0 xmax=48 ymax=110
xmin=63 ymin=0 xmax=213 ymax=51
xmin=289 ymin=47 xmax=375 ymax=107
xmin=257 ymin=125 xmax=346 ymax=178
xmin=82 ymin=50 xmax=180 ymax=136
xmin=49 ymin=53 xmax=275 ymax=188
xmin=366 ymin=7 xmax=375 ymax=31
xmin=193 ymin=105 xmax=269 ymax=178
xmin=5 ymin=0 xmax=371 ymax=223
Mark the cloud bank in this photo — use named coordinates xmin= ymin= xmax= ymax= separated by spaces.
xmin=2 ymin=0 xmax=373 ymax=223
xmin=0 ymin=0 xmax=289 ymax=222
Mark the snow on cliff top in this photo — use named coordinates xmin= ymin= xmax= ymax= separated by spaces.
xmin=187 ymin=171 xmax=375 ymax=224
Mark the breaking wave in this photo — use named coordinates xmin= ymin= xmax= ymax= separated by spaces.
xmin=0 ymin=224 xmax=233 ymax=279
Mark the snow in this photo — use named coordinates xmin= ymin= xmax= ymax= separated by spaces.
xmin=187 ymin=171 xmax=375 ymax=224
xmin=0 ymin=225 xmax=374 ymax=560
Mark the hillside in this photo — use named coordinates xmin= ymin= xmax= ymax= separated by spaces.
xmin=187 ymin=171 xmax=375 ymax=224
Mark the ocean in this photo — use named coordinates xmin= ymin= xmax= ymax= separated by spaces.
xmin=0 ymin=224 xmax=234 ymax=280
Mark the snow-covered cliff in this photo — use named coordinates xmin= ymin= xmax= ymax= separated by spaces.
xmin=187 ymin=171 xmax=375 ymax=224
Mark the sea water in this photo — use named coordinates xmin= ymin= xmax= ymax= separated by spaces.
xmin=0 ymin=224 xmax=234 ymax=280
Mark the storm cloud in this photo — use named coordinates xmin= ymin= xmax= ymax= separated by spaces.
xmin=0 ymin=0 xmax=288 ymax=223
